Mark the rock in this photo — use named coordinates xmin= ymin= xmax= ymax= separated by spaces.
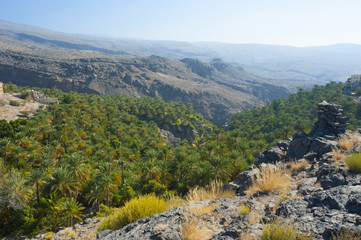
xmin=254 ymin=147 xmax=285 ymax=166
xmin=278 ymin=186 xmax=361 ymax=240
xmin=159 ymin=128 xmax=181 ymax=146
xmin=286 ymin=132 xmax=311 ymax=160
xmin=97 ymin=230 xmax=113 ymax=239
xmin=223 ymin=170 xmax=255 ymax=194
xmin=277 ymin=139 xmax=291 ymax=151
xmin=317 ymin=164 xmax=347 ymax=189
xmin=297 ymin=178 xmax=322 ymax=195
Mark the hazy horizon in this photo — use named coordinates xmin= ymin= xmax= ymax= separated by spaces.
xmin=1 ymin=0 xmax=361 ymax=47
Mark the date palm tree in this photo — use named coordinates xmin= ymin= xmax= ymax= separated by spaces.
xmin=27 ymin=169 xmax=46 ymax=204
xmin=48 ymin=167 xmax=79 ymax=198
xmin=62 ymin=198 xmax=85 ymax=227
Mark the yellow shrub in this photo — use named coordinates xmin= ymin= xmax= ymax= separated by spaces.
xmin=345 ymin=153 xmax=361 ymax=173
xmin=261 ymin=219 xmax=313 ymax=240
xmin=98 ymin=194 xmax=169 ymax=231
xmin=239 ymin=205 xmax=250 ymax=215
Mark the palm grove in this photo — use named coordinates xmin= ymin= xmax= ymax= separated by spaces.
xmin=1 ymin=81 xmax=361 ymax=236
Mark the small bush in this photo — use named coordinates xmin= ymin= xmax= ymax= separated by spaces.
xmin=239 ymin=205 xmax=250 ymax=215
xmin=345 ymin=153 xmax=361 ymax=173
xmin=9 ymin=100 xmax=20 ymax=106
xmin=261 ymin=219 xmax=313 ymax=240
xmin=246 ymin=164 xmax=291 ymax=196
xmin=20 ymin=91 xmax=32 ymax=100
xmin=186 ymin=180 xmax=235 ymax=203
xmin=98 ymin=194 xmax=169 ymax=231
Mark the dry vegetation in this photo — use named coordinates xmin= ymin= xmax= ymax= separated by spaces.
xmin=246 ymin=164 xmax=292 ymax=196
xmin=180 ymin=204 xmax=217 ymax=240
xmin=248 ymin=210 xmax=261 ymax=225
xmin=331 ymin=132 xmax=361 ymax=171
xmin=289 ymin=160 xmax=309 ymax=172
xmin=186 ymin=180 xmax=235 ymax=203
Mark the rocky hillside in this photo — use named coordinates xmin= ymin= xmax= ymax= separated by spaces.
xmin=95 ymin=102 xmax=361 ymax=240
xmin=0 ymin=49 xmax=289 ymax=126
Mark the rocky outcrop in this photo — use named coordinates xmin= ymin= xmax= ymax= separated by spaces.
xmin=255 ymin=101 xmax=345 ymax=166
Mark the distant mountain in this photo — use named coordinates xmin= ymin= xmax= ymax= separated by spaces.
xmin=0 ymin=20 xmax=359 ymax=124
xmin=0 ymin=49 xmax=290 ymax=126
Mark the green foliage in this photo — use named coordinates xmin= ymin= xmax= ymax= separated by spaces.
xmin=261 ymin=219 xmax=313 ymax=240
xmin=345 ymin=153 xmax=361 ymax=173
xmin=61 ymin=198 xmax=85 ymax=227
xmin=2 ymin=81 xmax=361 ymax=237
xmin=0 ymin=120 xmax=14 ymax=138
xmin=97 ymin=194 xmax=169 ymax=231
xmin=142 ymin=180 xmax=168 ymax=196
xmin=19 ymin=91 xmax=32 ymax=100
xmin=229 ymin=82 xmax=359 ymax=146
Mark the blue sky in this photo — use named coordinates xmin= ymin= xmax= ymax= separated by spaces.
xmin=1 ymin=0 xmax=360 ymax=46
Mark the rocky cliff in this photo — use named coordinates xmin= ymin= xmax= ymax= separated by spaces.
xmin=97 ymin=102 xmax=361 ymax=240
xmin=0 ymin=49 xmax=290 ymax=126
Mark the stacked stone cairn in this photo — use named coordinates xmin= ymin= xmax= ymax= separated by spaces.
xmin=254 ymin=101 xmax=348 ymax=166
xmin=310 ymin=101 xmax=349 ymax=138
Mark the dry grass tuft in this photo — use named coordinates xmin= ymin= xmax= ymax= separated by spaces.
xmin=333 ymin=150 xmax=346 ymax=162
xmin=339 ymin=132 xmax=361 ymax=151
xmin=289 ymin=160 xmax=309 ymax=172
xmin=186 ymin=180 xmax=235 ymax=203
xmin=246 ymin=164 xmax=291 ymax=196
xmin=248 ymin=210 xmax=260 ymax=225
xmin=238 ymin=232 xmax=255 ymax=240
xmin=180 ymin=211 xmax=213 ymax=240
xmin=350 ymin=132 xmax=361 ymax=147
xmin=189 ymin=203 xmax=219 ymax=216
xmin=340 ymin=139 xmax=352 ymax=150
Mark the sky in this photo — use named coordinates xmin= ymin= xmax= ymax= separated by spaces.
xmin=0 ymin=0 xmax=360 ymax=47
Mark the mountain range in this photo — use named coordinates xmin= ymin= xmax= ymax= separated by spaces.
xmin=0 ymin=20 xmax=360 ymax=125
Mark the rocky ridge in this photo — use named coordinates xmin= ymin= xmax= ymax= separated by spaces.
xmin=0 ymin=49 xmax=290 ymax=126
xmin=97 ymin=101 xmax=361 ymax=240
